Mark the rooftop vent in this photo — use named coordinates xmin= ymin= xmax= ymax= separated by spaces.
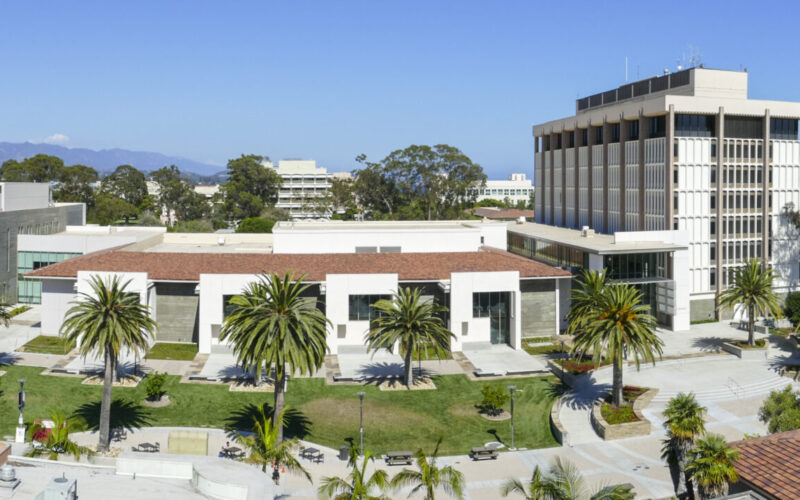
xmin=581 ymin=226 xmax=595 ymax=238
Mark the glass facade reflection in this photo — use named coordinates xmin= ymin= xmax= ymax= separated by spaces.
xmin=17 ymin=251 xmax=81 ymax=303
xmin=508 ymin=233 xmax=588 ymax=270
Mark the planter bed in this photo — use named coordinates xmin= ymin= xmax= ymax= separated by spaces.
xmin=546 ymin=358 xmax=610 ymax=388
xmin=721 ymin=339 xmax=768 ymax=360
xmin=591 ymin=386 xmax=658 ymax=441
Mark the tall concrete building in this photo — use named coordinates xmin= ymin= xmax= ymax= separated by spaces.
xmin=532 ymin=67 xmax=800 ymax=320
xmin=0 ymin=182 xmax=85 ymax=302
xmin=265 ymin=160 xmax=334 ymax=220
xmin=468 ymin=173 xmax=534 ymax=205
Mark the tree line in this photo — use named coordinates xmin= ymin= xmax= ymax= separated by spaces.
xmin=0 ymin=144 xmax=528 ymax=229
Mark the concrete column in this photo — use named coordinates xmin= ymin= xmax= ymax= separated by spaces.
xmin=666 ymin=105 xmax=675 ymax=228
xmin=549 ymin=131 xmax=555 ymax=225
xmin=763 ymin=109 xmax=771 ymax=265
xmin=602 ymin=118 xmax=609 ymax=234
xmin=716 ymin=107 xmax=724 ymax=313
xmin=619 ymin=115 xmax=627 ymax=231
xmin=587 ymin=124 xmax=595 ymax=229
xmin=561 ymin=129 xmax=567 ymax=226
xmin=638 ymin=111 xmax=646 ymax=230
xmin=574 ymin=123 xmax=580 ymax=228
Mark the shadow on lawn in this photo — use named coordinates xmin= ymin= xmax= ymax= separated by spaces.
xmin=225 ymin=403 xmax=312 ymax=439
xmin=72 ymin=399 xmax=152 ymax=431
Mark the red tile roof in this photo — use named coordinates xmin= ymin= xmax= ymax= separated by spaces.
xmin=731 ymin=429 xmax=800 ymax=499
xmin=471 ymin=207 xmax=534 ymax=220
xmin=25 ymin=246 xmax=571 ymax=282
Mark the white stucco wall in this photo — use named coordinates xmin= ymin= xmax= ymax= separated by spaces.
xmin=40 ymin=278 xmax=77 ymax=335
xmin=18 ymin=234 xmax=140 ymax=254
xmin=450 ymin=271 xmax=521 ymax=350
xmin=273 ymin=228 xmax=482 ymax=254
xmin=0 ymin=183 xmax=50 ymax=212
xmin=324 ymin=274 xmax=398 ymax=354
xmin=197 ymin=274 xmax=260 ymax=354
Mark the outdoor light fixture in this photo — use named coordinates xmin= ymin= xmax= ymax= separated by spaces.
xmin=357 ymin=391 xmax=366 ymax=456
xmin=507 ymin=385 xmax=517 ymax=450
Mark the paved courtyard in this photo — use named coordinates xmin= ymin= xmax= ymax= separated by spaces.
xmin=462 ymin=342 xmax=549 ymax=376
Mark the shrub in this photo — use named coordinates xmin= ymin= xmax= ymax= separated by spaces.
xmin=733 ymin=338 xmax=766 ymax=349
xmin=171 ymin=219 xmax=214 ymax=233
xmin=759 ymin=385 xmax=800 ymax=433
xmin=479 ymin=384 xmax=509 ymax=416
xmin=236 ymin=217 xmax=275 ymax=233
xmin=601 ymin=403 xmax=639 ymax=424
xmin=785 ymin=292 xmax=800 ymax=328
xmin=144 ymin=371 xmax=168 ymax=401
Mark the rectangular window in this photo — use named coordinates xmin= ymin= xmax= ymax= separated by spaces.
xmin=711 ymin=167 xmax=716 ymax=184
xmin=674 ymin=169 xmax=679 ymax=184
xmin=348 ymin=294 xmax=391 ymax=321
xmin=581 ymin=129 xmax=588 ymax=146
xmin=710 ymin=269 xmax=716 ymax=289
xmin=710 ymin=194 xmax=716 ymax=210
xmin=596 ymin=127 xmax=603 ymax=144
xmin=568 ymin=131 xmax=575 ymax=148
xmin=629 ymin=120 xmax=639 ymax=140
xmin=611 ymin=123 xmax=620 ymax=143
xmin=710 ymin=244 xmax=716 ymax=263
xmin=223 ymin=295 xmax=236 ymax=319
xmin=710 ymin=219 xmax=716 ymax=235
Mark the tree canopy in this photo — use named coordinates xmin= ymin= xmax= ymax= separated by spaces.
xmin=0 ymin=154 xmax=64 ymax=182
xmin=352 ymin=145 xmax=486 ymax=220
xmin=220 ymin=155 xmax=282 ymax=221
xmin=54 ymin=164 xmax=99 ymax=205
xmin=103 ymin=165 xmax=148 ymax=207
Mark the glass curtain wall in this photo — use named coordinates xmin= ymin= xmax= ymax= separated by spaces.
xmin=17 ymin=251 xmax=81 ymax=303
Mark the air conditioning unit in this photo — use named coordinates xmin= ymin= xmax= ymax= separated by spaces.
xmin=42 ymin=477 xmax=77 ymax=500
xmin=581 ymin=226 xmax=595 ymax=238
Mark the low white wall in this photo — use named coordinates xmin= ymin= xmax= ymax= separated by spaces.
xmin=273 ymin=227 xmax=482 ymax=254
xmin=18 ymin=234 xmax=140 ymax=254
xmin=116 ymin=456 xmax=193 ymax=479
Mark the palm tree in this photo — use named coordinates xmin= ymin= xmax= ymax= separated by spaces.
xmin=570 ymin=279 xmax=663 ymax=407
xmin=365 ymin=287 xmax=453 ymax=387
xmin=661 ymin=393 xmax=707 ymax=498
xmin=27 ymin=410 xmax=94 ymax=461
xmin=566 ymin=269 xmax=609 ymax=336
xmin=319 ymin=446 xmax=390 ymax=500
xmin=718 ymin=259 xmax=782 ymax=346
xmin=60 ymin=275 xmax=156 ymax=452
xmin=501 ymin=458 xmax=635 ymax=499
xmin=685 ymin=434 xmax=740 ymax=499
xmin=230 ymin=404 xmax=309 ymax=483
xmin=220 ymin=271 xmax=329 ymax=443
xmin=390 ymin=437 xmax=465 ymax=499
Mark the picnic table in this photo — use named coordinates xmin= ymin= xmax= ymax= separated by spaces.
xmin=133 ymin=442 xmax=160 ymax=453
xmin=301 ymin=447 xmax=324 ymax=463
xmin=470 ymin=446 xmax=498 ymax=460
xmin=386 ymin=451 xmax=414 ymax=466
xmin=222 ymin=446 xmax=245 ymax=459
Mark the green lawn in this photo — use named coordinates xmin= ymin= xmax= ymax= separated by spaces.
xmin=146 ymin=343 xmax=198 ymax=361
xmin=0 ymin=366 xmax=559 ymax=455
xmin=18 ymin=336 xmax=74 ymax=355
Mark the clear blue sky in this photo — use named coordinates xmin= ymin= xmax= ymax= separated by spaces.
xmin=0 ymin=0 xmax=797 ymax=178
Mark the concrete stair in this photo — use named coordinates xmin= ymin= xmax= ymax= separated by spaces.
xmin=651 ymin=373 xmax=793 ymax=404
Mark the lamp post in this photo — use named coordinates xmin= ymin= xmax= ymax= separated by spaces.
xmin=357 ymin=391 xmax=366 ymax=456
xmin=15 ymin=379 xmax=26 ymax=443
xmin=507 ymin=385 xmax=516 ymax=450
xmin=559 ymin=340 xmax=566 ymax=383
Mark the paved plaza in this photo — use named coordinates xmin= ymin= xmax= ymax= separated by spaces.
xmin=2 ymin=308 xmax=799 ymax=498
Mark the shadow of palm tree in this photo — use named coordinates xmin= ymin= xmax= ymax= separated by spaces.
xmin=0 ymin=353 xmax=18 ymax=366
xmin=72 ymin=399 xmax=152 ymax=431
xmin=544 ymin=379 xmax=570 ymax=399
xmin=690 ymin=336 xmax=731 ymax=353
xmin=225 ymin=403 xmax=312 ymax=439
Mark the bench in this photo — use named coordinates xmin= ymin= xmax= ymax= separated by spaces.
xmin=470 ymin=446 xmax=498 ymax=460
xmin=386 ymin=451 xmax=414 ymax=466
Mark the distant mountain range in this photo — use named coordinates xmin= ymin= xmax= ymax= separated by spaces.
xmin=0 ymin=142 xmax=225 ymax=177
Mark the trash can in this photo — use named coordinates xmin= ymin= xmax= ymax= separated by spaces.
xmin=339 ymin=446 xmax=349 ymax=461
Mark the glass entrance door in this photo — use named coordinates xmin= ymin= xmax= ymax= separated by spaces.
xmin=488 ymin=293 xmax=510 ymax=345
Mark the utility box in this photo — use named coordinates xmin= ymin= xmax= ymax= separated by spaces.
xmin=40 ymin=477 xmax=77 ymax=500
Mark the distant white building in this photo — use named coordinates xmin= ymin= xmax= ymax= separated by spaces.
xmin=194 ymin=185 xmax=220 ymax=199
xmin=264 ymin=160 xmax=335 ymax=219
xmin=469 ymin=173 xmax=533 ymax=205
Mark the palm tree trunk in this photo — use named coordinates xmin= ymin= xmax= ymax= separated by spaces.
xmin=675 ymin=444 xmax=688 ymax=497
xmin=748 ymin=303 xmax=755 ymax=346
xmin=612 ymin=351 xmax=624 ymax=407
xmin=98 ymin=350 xmax=113 ymax=452
xmin=404 ymin=344 xmax=414 ymax=387
xmin=273 ymin=373 xmax=286 ymax=443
